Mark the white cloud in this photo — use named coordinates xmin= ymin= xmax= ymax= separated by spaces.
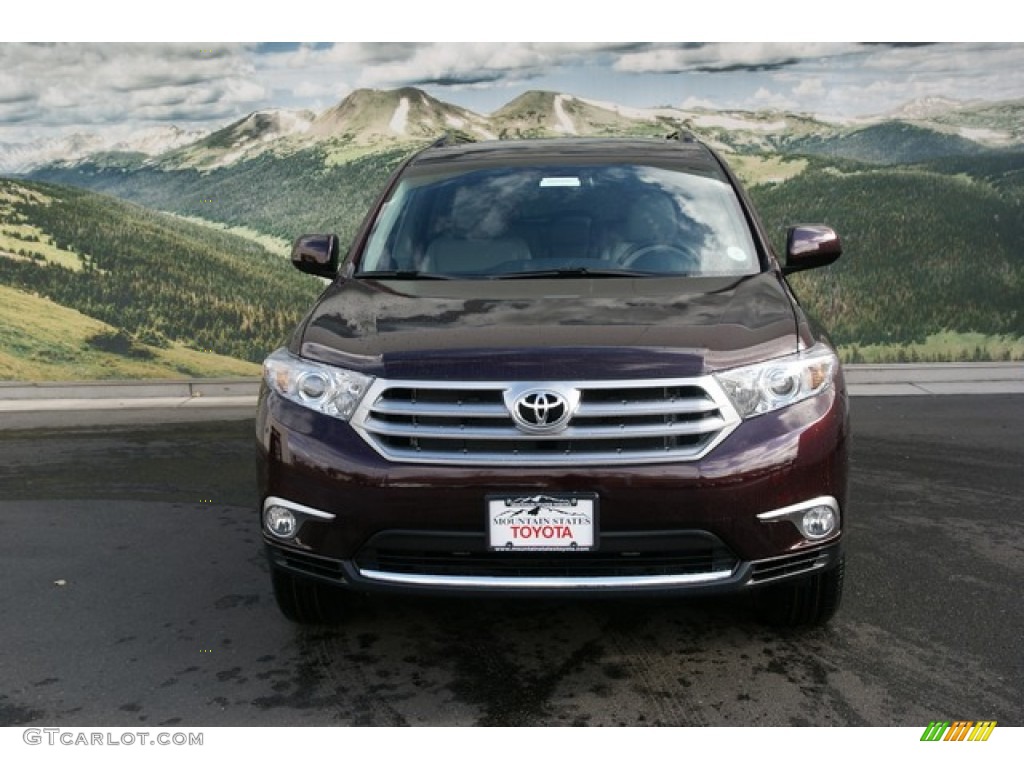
xmin=750 ymin=87 xmax=798 ymax=111
xmin=307 ymin=42 xmax=621 ymax=88
xmin=612 ymin=43 xmax=861 ymax=74
xmin=0 ymin=72 xmax=33 ymax=104
xmin=793 ymin=78 xmax=825 ymax=98
xmin=0 ymin=43 xmax=265 ymax=129
xmin=679 ymin=96 xmax=718 ymax=110
xmin=294 ymin=81 xmax=344 ymax=100
xmin=2 ymin=41 xmax=1024 ymax=144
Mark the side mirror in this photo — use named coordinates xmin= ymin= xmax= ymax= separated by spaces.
xmin=291 ymin=234 xmax=340 ymax=278
xmin=782 ymin=225 xmax=842 ymax=274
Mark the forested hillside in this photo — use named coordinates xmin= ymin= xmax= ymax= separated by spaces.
xmin=0 ymin=179 xmax=322 ymax=368
xmin=30 ymin=144 xmax=415 ymax=248
xmin=14 ymin=129 xmax=1024 ymax=371
xmin=921 ymin=150 xmax=1024 ymax=203
xmin=749 ymin=156 xmax=1024 ymax=356
xmin=0 ymin=283 xmax=261 ymax=380
xmin=785 ymin=122 xmax=988 ymax=165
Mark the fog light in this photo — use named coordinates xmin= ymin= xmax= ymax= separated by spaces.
xmin=264 ymin=505 xmax=297 ymax=539
xmin=800 ymin=506 xmax=837 ymax=539
xmin=756 ymin=496 xmax=840 ymax=542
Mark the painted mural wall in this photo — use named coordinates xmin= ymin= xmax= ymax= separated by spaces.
xmin=1 ymin=43 xmax=1022 ymax=379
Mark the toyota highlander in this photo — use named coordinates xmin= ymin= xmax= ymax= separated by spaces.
xmin=256 ymin=134 xmax=849 ymax=626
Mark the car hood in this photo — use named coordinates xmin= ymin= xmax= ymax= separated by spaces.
xmin=297 ymin=273 xmax=799 ymax=380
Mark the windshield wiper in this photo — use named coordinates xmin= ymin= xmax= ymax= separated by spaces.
xmin=492 ymin=267 xmax=652 ymax=279
xmin=357 ymin=270 xmax=454 ymax=280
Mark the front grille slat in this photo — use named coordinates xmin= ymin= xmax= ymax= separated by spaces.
xmin=351 ymin=376 xmax=741 ymax=466
xmin=362 ymin=415 xmax=728 ymax=441
xmin=576 ymin=397 xmax=718 ymax=417
xmin=749 ymin=550 xmax=831 ymax=583
xmin=372 ymin=401 xmax=510 ymax=418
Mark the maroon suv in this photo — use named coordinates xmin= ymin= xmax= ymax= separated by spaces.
xmin=256 ymin=135 xmax=848 ymax=626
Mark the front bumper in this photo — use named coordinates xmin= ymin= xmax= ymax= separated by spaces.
xmin=266 ymin=534 xmax=844 ymax=597
xmin=257 ymin=379 xmax=849 ymax=596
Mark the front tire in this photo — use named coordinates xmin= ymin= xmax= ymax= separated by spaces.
xmin=271 ymin=567 xmax=346 ymax=625
xmin=754 ymin=555 xmax=845 ymax=627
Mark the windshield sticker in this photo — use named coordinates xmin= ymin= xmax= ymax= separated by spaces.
xmin=726 ymin=246 xmax=748 ymax=262
xmin=539 ymin=177 xmax=581 ymax=187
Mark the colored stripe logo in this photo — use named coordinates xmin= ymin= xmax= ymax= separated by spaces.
xmin=921 ymin=721 xmax=997 ymax=741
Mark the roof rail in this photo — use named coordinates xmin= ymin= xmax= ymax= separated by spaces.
xmin=665 ymin=128 xmax=698 ymax=143
xmin=429 ymin=131 xmax=478 ymax=149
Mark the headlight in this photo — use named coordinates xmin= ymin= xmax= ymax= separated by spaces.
xmin=715 ymin=344 xmax=837 ymax=418
xmin=263 ymin=347 xmax=373 ymax=421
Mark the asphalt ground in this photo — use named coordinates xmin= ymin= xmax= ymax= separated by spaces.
xmin=0 ymin=394 xmax=1021 ymax=727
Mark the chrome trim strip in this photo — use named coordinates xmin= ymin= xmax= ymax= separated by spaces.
xmin=364 ymin=376 xmax=726 ymax=391
xmin=263 ymin=496 xmax=336 ymax=521
xmin=371 ymin=401 xmax=509 ymax=418
xmin=370 ymin=446 xmax=713 ymax=467
xmin=756 ymin=496 xmax=839 ymax=522
xmin=357 ymin=568 xmax=736 ymax=589
xmin=748 ymin=551 xmax=832 ymax=584
xmin=361 ymin=415 xmax=727 ymax=440
xmin=370 ymin=397 xmax=718 ymax=420
xmin=576 ymin=397 xmax=718 ymax=417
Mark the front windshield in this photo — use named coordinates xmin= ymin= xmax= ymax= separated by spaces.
xmin=358 ymin=162 xmax=761 ymax=278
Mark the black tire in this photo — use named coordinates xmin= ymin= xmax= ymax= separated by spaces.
xmin=271 ymin=567 xmax=346 ymax=625
xmin=754 ymin=556 xmax=845 ymax=627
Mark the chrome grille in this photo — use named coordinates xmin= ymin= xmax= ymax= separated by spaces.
xmin=351 ymin=376 xmax=741 ymax=466
xmin=749 ymin=549 xmax=832 ymax=584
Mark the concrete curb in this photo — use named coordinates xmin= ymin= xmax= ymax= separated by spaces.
xmin=843 ymin=362 xmax=1024 ymax=396
xmin=0 ymin=378 xmax=261 ymax=401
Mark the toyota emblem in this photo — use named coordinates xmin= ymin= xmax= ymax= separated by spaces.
xmin=507 ymin=387 xmax=578 ymax=434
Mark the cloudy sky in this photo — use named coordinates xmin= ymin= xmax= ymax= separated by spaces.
xmin=2 ymin=39 xmax=1022 ymax=146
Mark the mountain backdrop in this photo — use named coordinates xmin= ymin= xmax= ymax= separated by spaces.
xmin=3 ymin=87 xmax=1023 ymax=379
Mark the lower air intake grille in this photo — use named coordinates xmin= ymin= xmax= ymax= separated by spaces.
xmin=750 ymin=549 xmax=832 ymax=583
xmin=354 ymin=531 xmax=738 ymax=580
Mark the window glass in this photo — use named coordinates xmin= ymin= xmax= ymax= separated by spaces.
xmin=358 ymin=164 xmax=761 ymax=277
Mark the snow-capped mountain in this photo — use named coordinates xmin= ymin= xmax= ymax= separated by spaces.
xmin=0 ymin=126 xmax=206 ymax=174
xmin=159 ymin=109 xmax=315 ymax=169
xmin=489 ymin=91 xmax=666 ymax=138
xmin=111 ymin=125 xmax=208 ymax=156
xmin=310 ymin=87 xmax=495 ymax=143
xmin=0 ymin=133 xmax=111 ymax=174
xmin=887 ymin=97 xmax=972 ymax=120
xmin=7 ymin=87 xmax=1024 ymax=177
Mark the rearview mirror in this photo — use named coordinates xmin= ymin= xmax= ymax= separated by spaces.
xmin=782 ymin=225 xmax=842 ymax=274
xmin=291 ymin=234 xmax=340 ymax=278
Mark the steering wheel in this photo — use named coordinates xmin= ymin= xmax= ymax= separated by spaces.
xmin=619 ymin=243 xmax=700 ymax=273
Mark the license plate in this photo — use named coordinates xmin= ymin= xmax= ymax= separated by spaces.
xmin=487 ymin=494 xmax=597 ymax=551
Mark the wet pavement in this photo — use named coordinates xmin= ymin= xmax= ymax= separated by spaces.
xmin=0 ymin=396 xmax=1021 ymax=726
